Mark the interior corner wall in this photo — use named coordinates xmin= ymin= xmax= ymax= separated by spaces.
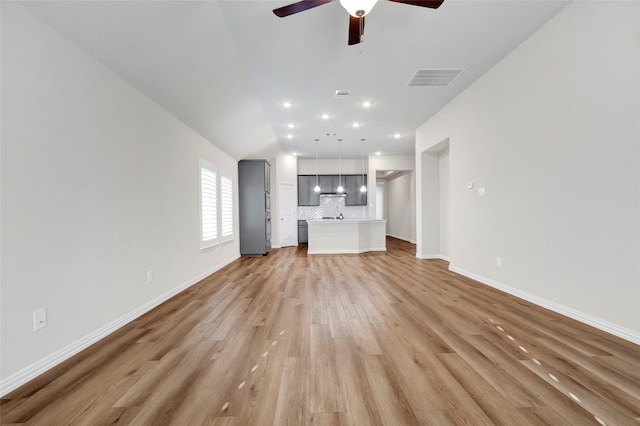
xmin=368 ymin=155 xmax=415 ymax=222
xmin=386 ymin=173 xmax=415 ymax=243
xmin=415 ymin=1 xmax=640 ymax=340
xmin=418 ymin=152 xmax=440 ymax=258
xmin=1 ymin=2 xmax=240 ymax=391
xmin=439 ymin=149 xmax=450 ymax=259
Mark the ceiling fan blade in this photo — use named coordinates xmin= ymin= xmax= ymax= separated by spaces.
xmin=387 ymin=0 xmax=444 ymax=9
xmin=348 ymin=15 xmax=364 ymax=45
xmin=273 ymin=0 xmax=334 ymax=17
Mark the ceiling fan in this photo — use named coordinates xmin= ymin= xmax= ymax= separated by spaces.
xmin=273 ymin=0 xmax=444 ymax=45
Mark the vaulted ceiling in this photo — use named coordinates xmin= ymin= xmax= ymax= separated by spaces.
xmin=22 ymin=1 xmax=569 ymax=160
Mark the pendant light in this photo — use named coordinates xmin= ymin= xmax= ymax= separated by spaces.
xmin=337 ymin=139 xmax=344 ymax=193
xmin=313 ymin=139 xmax=321 ymax=192
xmin=360 ymin=138 xmax=367 ymax=193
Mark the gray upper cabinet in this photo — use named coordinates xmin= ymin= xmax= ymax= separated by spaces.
xmin=318 ymin=175 xmax=333 ymax=194
xmin=298 ymin=175 xmax=320 ymax=206
xmin=334 ymin=175 xmax=346 ymax=194
xmin=298 ymin=175 xmax=310 ymax=206
xmin=297 ymin=174 xmax=367 ymax=206
xmin=345 ymin=175 xmax=367 ymax=206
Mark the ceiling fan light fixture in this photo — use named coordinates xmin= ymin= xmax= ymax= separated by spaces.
xmin=339 ymin=0 xmax=378 ymax=17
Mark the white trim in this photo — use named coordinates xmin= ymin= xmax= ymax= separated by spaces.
xmin=386 ymin=234 xmax=416 ymax=244
xmin=416 ymin=253 xmax=450 ymax=261
xmin=219 ymin=170 xmax=234 ymax=244
xmin=308 ymin=247 xmax=386 ymax=255
xmin=449 ymin=265 xmax=640 ymax=345
xmin=0 ymin=254 xmax=240 ymax=397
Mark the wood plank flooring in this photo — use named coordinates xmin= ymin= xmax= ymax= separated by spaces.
xmin=2 ymin=237 xmax=639 ymax=425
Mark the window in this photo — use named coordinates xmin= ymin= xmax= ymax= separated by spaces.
xmin=200 ymin=160 xmax=218 ymax=250
xmin=220 ymin=171 xmax=234 ymax=243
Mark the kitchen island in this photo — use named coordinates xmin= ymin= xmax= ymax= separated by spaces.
xmin=306 ymin=219 xmax=387 ymax=254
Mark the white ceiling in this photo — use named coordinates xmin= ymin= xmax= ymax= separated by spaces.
xmin=22 ymin=0 xmax=569 ymax=160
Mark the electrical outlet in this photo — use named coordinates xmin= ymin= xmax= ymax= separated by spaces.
xmin=496 ymin=257 xmax=502 ymax=268
xmin=147 ymin=270 xmax=153 ymax=284
xmin=33 ymin=308 xmax=47 ymax=331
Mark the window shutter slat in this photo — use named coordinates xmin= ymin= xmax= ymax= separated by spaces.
xmin=220 ymin=174 xmax=234 ymax=242
xmin=200 ymin=162 xmax=218 ymax=249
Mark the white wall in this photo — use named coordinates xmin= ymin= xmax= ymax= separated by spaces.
xmin=386 ymin=173 xmax=415 ymax=243
xmin=1 ymin=3 xmax=240 ymax=392
xmin=416 ymin=1 xmax=640 ymax=341
xmin=297 ymin=158 xmax=366 ymax=175
xmin=439 ymin=149 xmax=450 ymax=259
xmin=417 ymin=152 xmax=440 ymax=258
xmin=272 ymin=152 xmax=298 ymax=247
xmin=368 ymin=155 xmax=415 ymax=221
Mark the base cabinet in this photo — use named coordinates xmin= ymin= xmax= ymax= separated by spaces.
xmin=298 ymin=220 xmax=308 ymax=244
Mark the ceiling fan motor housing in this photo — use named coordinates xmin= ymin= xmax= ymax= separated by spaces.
xmin=273 ymin=0 xmax=445 ymax=46
xmin=339 ymin=0 xmax=379 ymax=17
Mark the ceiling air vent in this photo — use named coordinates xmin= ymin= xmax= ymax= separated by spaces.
xmin=407 ymin=69 xmax=465 ymax=87
xmin=335 ymin=89 xmax=351 ymax=98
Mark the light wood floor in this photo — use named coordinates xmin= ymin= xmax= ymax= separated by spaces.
xmin=2 ymin=237 xmax=639 ymax=425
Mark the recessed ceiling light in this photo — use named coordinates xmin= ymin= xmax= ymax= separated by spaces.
xmin=394 ymin=133 xmax=401 ymax=139
xmin=287 ymin=134 xmax=293 ymax=139
xmin=376 ymin=151 xmax=381 ymax=156
xmin=321 ymin=113 xmax=329 ymax=120
xmin=353 ymin=122 xmax=360 ymax=128
xmin=362 ymin=101 xmax=372 ymax=108
xmin=288 ymin=123 xmax=295 ymax=129
xmin=292 ymin=152 xmax=297 ymax=156
xmin=283 ymin=101 xmax=292 ymax=108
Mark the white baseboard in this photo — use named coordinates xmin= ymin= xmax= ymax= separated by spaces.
xmin=0 ymin=254 xmax=240 ymax=397
xmin=449 ymin=265 xmax=640 ymax=345
xmin=386 ymin=234 xmax=416 ymax=244
xmin=416 ymin=253 xmax=450 ymax=262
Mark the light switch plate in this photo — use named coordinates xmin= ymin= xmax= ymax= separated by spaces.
xmin=479 ymin=187 xmax=485 ymax=196
xmin=33 ymin=308 xmax=47 ymax=331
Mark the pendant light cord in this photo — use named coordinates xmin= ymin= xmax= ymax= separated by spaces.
xmin=315 ymin=139 xmax=319 ymax=187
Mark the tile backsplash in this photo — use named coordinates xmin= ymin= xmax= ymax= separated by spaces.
xmin=298 ymin=196 xmax=367 ymax=220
